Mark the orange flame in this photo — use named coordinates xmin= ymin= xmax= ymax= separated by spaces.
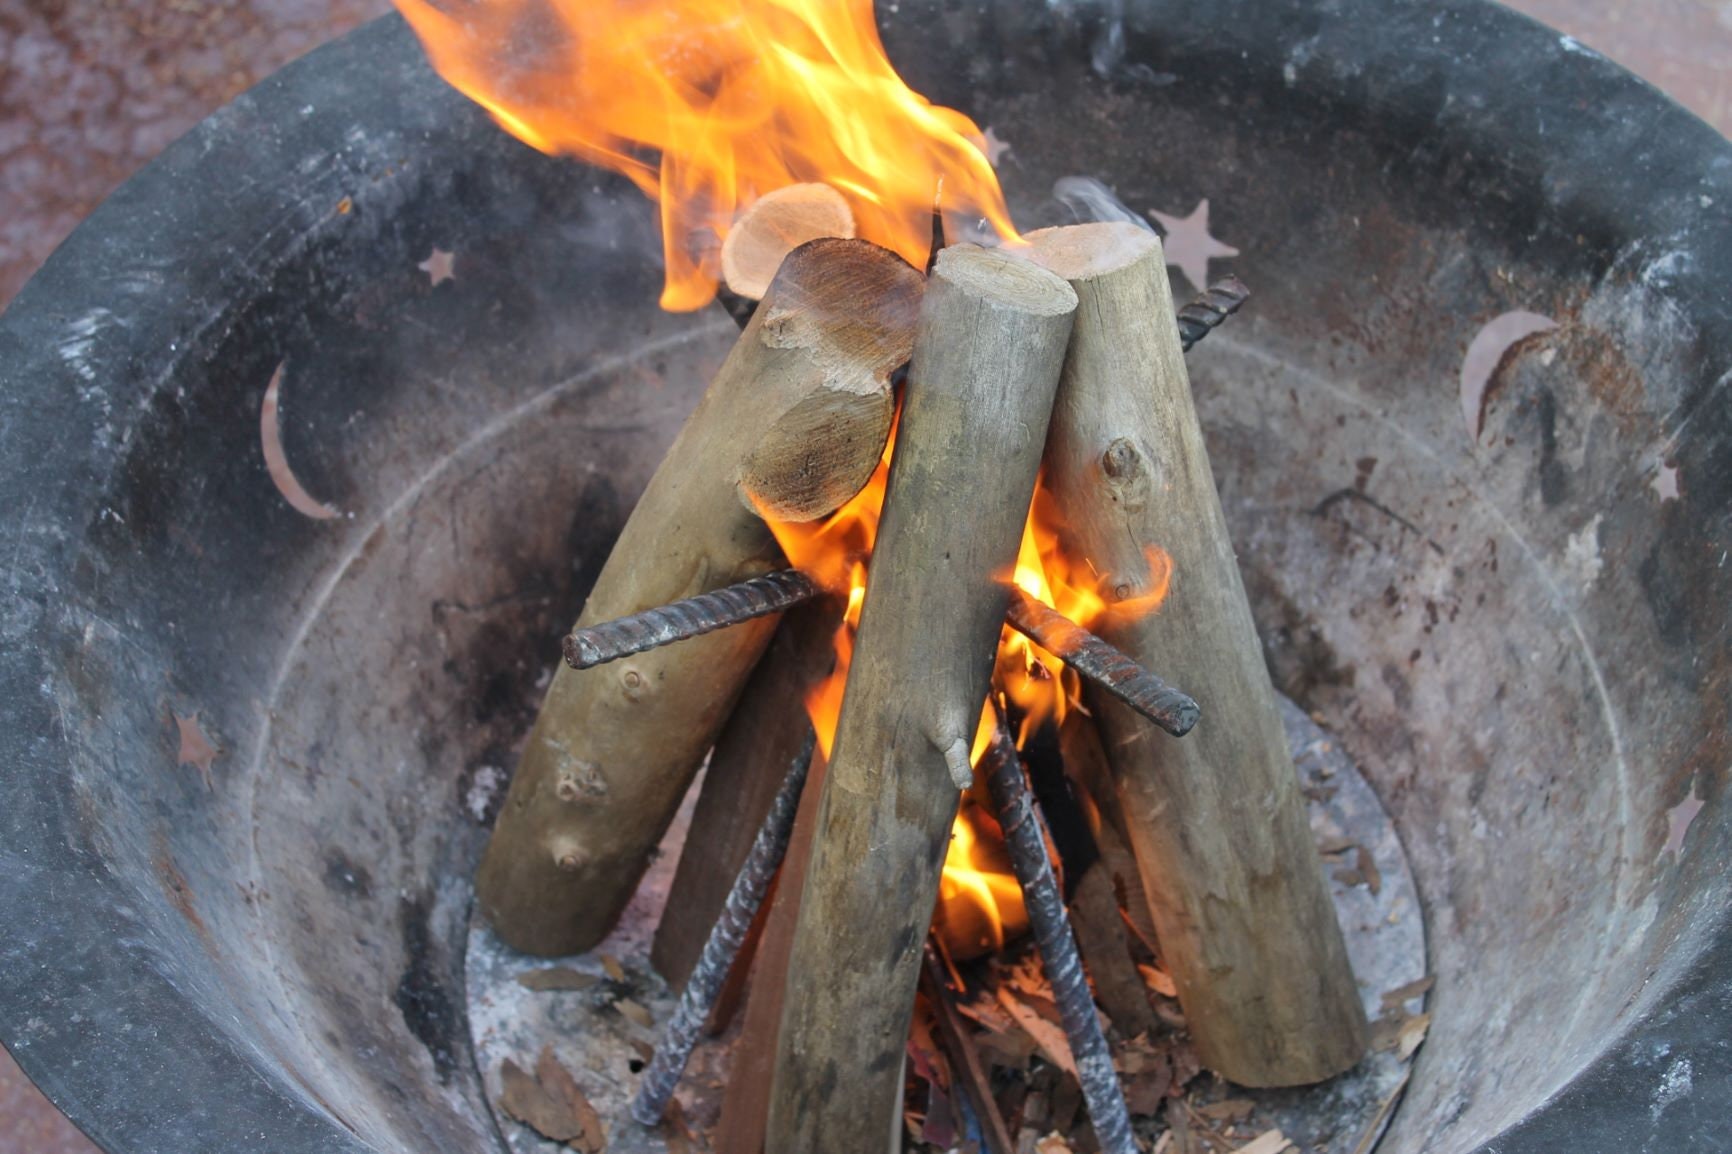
xmin=395 ymin=0 xmax=1016 ymax=309
xmin=766 ymin=428 xmax=1173 ymax=958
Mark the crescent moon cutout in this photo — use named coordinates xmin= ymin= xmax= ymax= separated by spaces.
xmin=1460 ymin=310 xmax=1558 ymax=443
xmin=261 ymin=362 xmax=340 ymax=520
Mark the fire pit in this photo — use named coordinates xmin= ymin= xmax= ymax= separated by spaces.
xmin=0 ymin=2 xmax=1726 ymax=1153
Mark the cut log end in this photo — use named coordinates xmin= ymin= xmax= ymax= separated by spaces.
xmin=1025 ymin=220 xmax=1161 ymax=280
xmin=934 ymin=243 xmax=1079 ymax=316
xmin=738 ymin=237 xmax=922 ymax=522
xmin=721 ymin=182 xmax=857 ymax=300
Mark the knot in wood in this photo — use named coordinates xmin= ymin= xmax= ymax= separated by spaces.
xmin=550 ymin=838 xmax=589 ymax=873
xmin=555 ymin=760 xmax=608 ymax=803
xmin=1099 ymin=438 xmax=1153 ymax=511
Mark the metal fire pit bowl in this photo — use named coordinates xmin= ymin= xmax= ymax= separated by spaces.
xmin=1 ymin=2 xmax=1727 ymax=1152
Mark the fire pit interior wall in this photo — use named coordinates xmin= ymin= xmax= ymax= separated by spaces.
xmin=1 ymin=2 xmax=1726 ymax=1153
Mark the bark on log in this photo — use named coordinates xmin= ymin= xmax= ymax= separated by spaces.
xmin=477 ymin=239 xmax=923 ymax=956
xmin=1027 ymin=221 xmax=1366 ymax=1085
xmin=765 ymin=245 xmax=1078 ymax=1153
xmin=652 ymin=596 xmax=844 ymax=987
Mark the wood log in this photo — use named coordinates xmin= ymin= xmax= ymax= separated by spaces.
xmin=765 ymin=244 xmax=1078 ymax=1153
xmin=721 ymin=183 xmax=856 ymax=300
xmin=1026 ymin=221 xmax=1366 ymax=1085
xmin=477 ymin=239 xmax=923 ymax=956
xmin=652 ymin=596 xmax=844 ymax=987
xmin=1058 ymin=711 xmax=1161 ymax=953
xmin=713 ymin=750 xmax=827 ymax=1154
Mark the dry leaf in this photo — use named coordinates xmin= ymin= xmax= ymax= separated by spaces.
xmin=535 ymin=1046 xmax=606 ymax=1154
xmin=497 ymin=1059 xmax=584 ymax=1143
xmin=1379 ymin=975 xmax=1435 ymax=1011
xmin=974 ymin=1027 xmax=1039 ymax=1070
xmin=1035 ymin=1134 xmax=1074 ymax=1154
xmin=1138 ymin=963 xmax=1178 ymax=998
xmin=665 ymin=1096 xmax=697 ymax=1154
xmin=1333 ymin=866 xmax=1366 ymax=888
xmin=1153 ymin=1132 xmax=1174 ymax=1154
xmin=1123 ymin=1062 xmax=1172 ymax=1116
xmin=1397 ymin=1012 xmax=1431 ymax=1060
xmin=1235 ymin=1129 xmax=1291 ymax=1154
xmin=1358 ymin=846 xmax=1383 ymax=896
xmin=616 ymin=998 xmax=654 ymax=1029
xmin=600 ymin=954 xmax=627 ymax=982
xmin=1199 ymin=1099 xmax=1255 ymax=1122
xmin=955 ymin=996 xmax=1018 ymax=1034
xmin=1316 ymin=836 xmax=1357 ymax=856
xmin=996 ymin=988 xmax=1078 ymax=1080
xmin=517 ymin=967 xmax=601 ymax=992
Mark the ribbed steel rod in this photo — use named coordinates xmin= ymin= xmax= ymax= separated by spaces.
xmin=1177 ymin=275 xmax=1250 ymax=353
xmin=563 ymin=569 xmax=822 ymax=670
xmin=1005 ymin=586 xmax=1200 ymax=737
xmin=980 ymin=709 xmax=1136 ymax=1154
xmin=632 ymin=727 xmax=817 ymax=1126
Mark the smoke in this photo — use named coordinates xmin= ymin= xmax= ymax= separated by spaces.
xmin=1053 ymin=176 xmax=1155 ymax=233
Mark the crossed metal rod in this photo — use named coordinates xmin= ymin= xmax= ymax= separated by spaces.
xmin=564 ymin=569 xmax=1199 ymax=738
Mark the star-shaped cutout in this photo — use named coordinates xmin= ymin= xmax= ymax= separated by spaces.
xmin=1652 ymin=461 xmax=1680 ymax=503
xmin=1662 ymin=779 xmax=1704 ymax=858
xmin=1148 ymin=198 xmax=1239 ymax=294
xmin=419 ymin=248 xmax=456 ymax=286
xmin=175 ymin=712 xmax=219 ymax=789
xmin=975 ymin=126 xmax=1012 ymax=168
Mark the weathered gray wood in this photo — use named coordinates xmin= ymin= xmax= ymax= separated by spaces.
xmin=651 ymin=596 xmax=843 ymax=987
xmin=476 ymin=239 xmax=923 ymax=956
xmin=765 ymin=244 xmax=1077 ymax=1153
xmin=1027 ymin=221 xmax=1366 ymax=1086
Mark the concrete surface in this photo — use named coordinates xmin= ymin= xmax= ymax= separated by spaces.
xmin=0 ymin=1 xmax=1726 ymax=1151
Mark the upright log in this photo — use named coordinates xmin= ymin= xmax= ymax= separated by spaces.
xmin=1026 ymin=221 xmax=1366 ymax=1085
xmin=477 ymin=239 xmax=923 ymax=956
xmin=765 ymin=245 xmax=1078 ymax=1153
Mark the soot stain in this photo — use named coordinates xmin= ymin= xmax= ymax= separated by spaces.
xmin=394 ymin=891 xmax=460 ymax=1084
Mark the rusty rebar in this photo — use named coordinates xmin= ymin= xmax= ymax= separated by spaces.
xmin=980 ymin=708 xmax=1136 ymax=1154
xmin=1004 ymin=586 xmax=1200 ymax=737
xmin=1177 ymin=275 xmax=1250 ymax=353
xmin=632 ymin=726 xmax=817 ymax=1126
xmin=562 ymin=569 xmax=822 ymax=670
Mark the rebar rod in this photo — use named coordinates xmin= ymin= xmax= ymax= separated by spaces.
xmin=562 ymin=568 xmax=822 ymax=670
xmin=632 ymin=727 xmax=817 ymax=1126
xmin=1176 ymin=275 xmax=1250 ymax=353
xmin=1005 ymin=586 xmax=1200 ymax=737
xmin=980 ymin=709 xmax=1136 ymax=1154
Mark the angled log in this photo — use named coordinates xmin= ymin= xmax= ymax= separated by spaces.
xmin=765 ymin=244 xmax=1078 ymax=1153
xmin=1027 ymin=221 xmax=1365 ymax=1085
xmin=652 ymin=596 xmax=844 ymax=987
xmin=721 ymin=183 xmax=857 ymax=300
xmin=477 ymin=239 xmax=923 ymax=956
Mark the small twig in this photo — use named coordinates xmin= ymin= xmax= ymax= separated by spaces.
xmin=632 ymin=727 xmax=818 ymax=1126
xmin=980 ymin=707 xmax=1136 ymax=1154
xmin=563 ymin=569 xmax=822 ymax=670
xmin=1176 ymin=276 xmax=1250 ymax=353
xmin=1005 ymin=587 xmax=1200 ymax=736
xmin=921 ymin=941 xmax=1016 ymax=1154
xmin=1350 ymin=1066 xmax=1412 ymax=1154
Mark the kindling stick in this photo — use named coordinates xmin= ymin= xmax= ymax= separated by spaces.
xmin=562 ymin=572 xmax=1200 ymax=736
xmin=978 ymin=706 xmax=1135 ymax=1154
xmin=632 ymin=727 xmax=818 ymax=1126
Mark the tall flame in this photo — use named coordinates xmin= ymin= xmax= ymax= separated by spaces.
xmin=396 ymin=0 xmax=1016 ymax=309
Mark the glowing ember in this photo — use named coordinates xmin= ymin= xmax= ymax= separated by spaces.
xmin=395 ymin=0 xmax=1016 ymax=310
